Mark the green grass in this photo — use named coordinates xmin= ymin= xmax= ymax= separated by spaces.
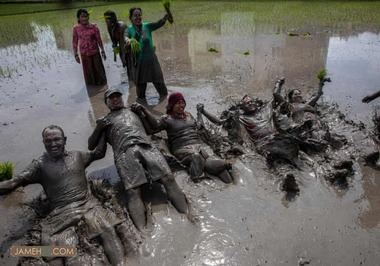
xmin=0 ymin=1 xmax=123 ymax=16
xmin=1 ymin=1 xmax=380 ymax=29
xmin=0 ymin=161 xmax=15 ymax=181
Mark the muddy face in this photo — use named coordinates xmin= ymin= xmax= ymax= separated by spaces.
xmin=106 ymin=93 xmax=124 ymax=110
xmin=172 ymin=100 xmax=186 ymax=116
xmin=42 ymin=128 xmax=66 ymax=159
xmin=289 ymin=89 xmax=303 ymax=103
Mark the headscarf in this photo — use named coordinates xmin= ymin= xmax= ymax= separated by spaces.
xmin=166 ymin=92 xmax=185 ymax=114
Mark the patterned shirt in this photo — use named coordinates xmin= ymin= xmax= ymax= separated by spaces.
xmin=72 ymin=23 xmax=104 ymax=56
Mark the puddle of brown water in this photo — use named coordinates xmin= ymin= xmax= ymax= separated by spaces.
xmin=0 ymin=9 xmax=380 ymax=266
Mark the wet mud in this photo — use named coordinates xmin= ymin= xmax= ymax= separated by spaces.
xmin=1 ymin=6 xmax=380 ymax=266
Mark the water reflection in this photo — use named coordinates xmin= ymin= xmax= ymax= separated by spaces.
xmin=325 ymin=32 xmax=380 ymax=123
xmin=0 ymin=22 xmax=66 ymax=78
xmin=1 ymin=7 xmax=380 ymax=266
xmin=358 ymin=165 xmax=380 ymax=228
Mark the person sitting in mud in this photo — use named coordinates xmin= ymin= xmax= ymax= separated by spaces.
xmin=198 ymin=93 xmax=301 ymax=170
xmin=198 ymin=92 xmax=301 ymax=198
xmin=88 ymin=87 xmax=189 ymax=231
xmin=130 ymin=92 xmax=234 ymax=184
xmin=0 ymin=125 xmax=127 ymax=266
xmin=273 ymin=77 xmax=330 ymax=125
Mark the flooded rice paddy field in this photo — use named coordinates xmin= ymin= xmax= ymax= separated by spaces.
xmin=0 ymin=2 xmax=380 ymax=265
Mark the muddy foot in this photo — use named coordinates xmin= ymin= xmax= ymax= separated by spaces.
xmin=327 ymin=169 xmax=350 ymax=187
xmin=333 ymin=160 xmax=353 ymax=171
xmin=280 ymin=173 xmax=300 ymax=200
xmin=364 ymin=151 xmax=380 ymax=169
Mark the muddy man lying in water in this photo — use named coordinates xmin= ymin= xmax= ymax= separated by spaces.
xmin=0 ymin=125 xmax=128 ymax=266
xmin=88 ymin=87 xmax=190 ymax=231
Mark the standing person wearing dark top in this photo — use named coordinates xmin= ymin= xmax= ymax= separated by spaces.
xmin=104 ymin=10 xmax=128 ymax=67
xmin=88 ymin=87 xmax=189 ymax=231
xmin=124 ymin=7 xmax=172 ymax=99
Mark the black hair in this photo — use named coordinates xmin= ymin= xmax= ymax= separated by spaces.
xmin=104 ymin=10 xmax=117 ymax=24
xmin=42 ymin=125 xmax=65 ymax=139
xmin=129 ymin=7 xmax=142 ymax=21
xmin=76 ymin=8 xmax=89 ymax=23
xmin=288 ymin=89 xmax=300 ymax=103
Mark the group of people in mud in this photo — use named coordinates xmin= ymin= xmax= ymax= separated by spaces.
xmin=1 ymin=6 xmax=380 ymax=266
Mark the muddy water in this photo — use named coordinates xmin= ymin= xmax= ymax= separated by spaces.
xmin=1 ymin=6 xmax=380 ymax=266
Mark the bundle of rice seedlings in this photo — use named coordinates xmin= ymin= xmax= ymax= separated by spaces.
xmin=130 ymin=38 xmax=141 ymax=54
xmin=208 ymin=47 xmax=218 ymax=53
xmin=130 ymin=38 xmax=141 ymax=66
xmin=317 ymin=69 xmax=327 ymax=80
xmin=0 ymin=161 xmax=15 ymax=181
xmin=113 ymin=46 xmax=120 ymax=55
xmin=162 ymin=0 xmax=173 ymax=23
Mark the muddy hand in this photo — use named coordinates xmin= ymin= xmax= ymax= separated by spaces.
xmin=74 ymin=54 xmax=80 ymax=64
xmin=196 ymin=103 xmax=204 ymax=113
xmin=362 ymin=95 xmax=375 ymax=103
xmin=101 ymin=51 xmax=106 ymax=61
xmin=96 ymin=117 xmax=111 ymax=129
xmin=131 ymin=102 xmax=145 ymax=114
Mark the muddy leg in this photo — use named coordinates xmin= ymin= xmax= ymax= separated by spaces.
xmin=181 ymin=153 xmax=206 ymax=181
xmin=125 ymin=187 xmax=146 ymax=231
xmin=100 ymin=227 xmax=125 ymax=266
xmin=153 ymin=82 xmax=168 ymax=98
xmin=136 ymin=83 xmax=147 ymax=99
xmin=159 ymin=174 xmax=188 ymax=214
xmin=205 ymin=158 xmax=233 ymax=183
xmin=116 ymin=223 xmax=140 ymax=255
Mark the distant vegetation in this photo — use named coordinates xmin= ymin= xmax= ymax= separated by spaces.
xmin=0 ymin=1 xmax=125 ymax=16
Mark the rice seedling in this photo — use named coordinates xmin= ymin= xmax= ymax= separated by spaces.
xmin=0 ymin=161 xmax=15 ymax=181
xmin=113 ymin=46 xmax=120 ymax=55
xmin=287 ymin=32 xmax=299 ymax=36
xmin=130 ymin=38 xmax=141 ymax=54
xmin=162 ymin=0 xmax=173 ymax=23
xmin=208 ymin=48 xmax=218 ymax=53
xmin=130 ymin=37 xmax=141 ymax=66
xmin=317 ymin=69 xmax=328 ymax=80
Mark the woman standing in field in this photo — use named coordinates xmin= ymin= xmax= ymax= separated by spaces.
xmin=125 ymin=7 xmax=171 ymax=99
xmin=73 ymin=8 xmax=107 ymax=86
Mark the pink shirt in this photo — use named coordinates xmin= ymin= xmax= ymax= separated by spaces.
xmin=72 ymin=23 xmax=104 ymax=56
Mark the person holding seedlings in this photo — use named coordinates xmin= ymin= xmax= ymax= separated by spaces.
xmin=73 ymin=8 xmax=107 ymax=86
xmin=104 ymin=10 xmax=129 ymax=70
xmin=0 ymin=125 xmax=127 ymax=265
xmin=124 ymin=7 xmax=172 ymax=99
xmin=131 ymin=92 xmax=234 ymax=184
xmin=88 ymin=87 xmax=190 ymax=231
